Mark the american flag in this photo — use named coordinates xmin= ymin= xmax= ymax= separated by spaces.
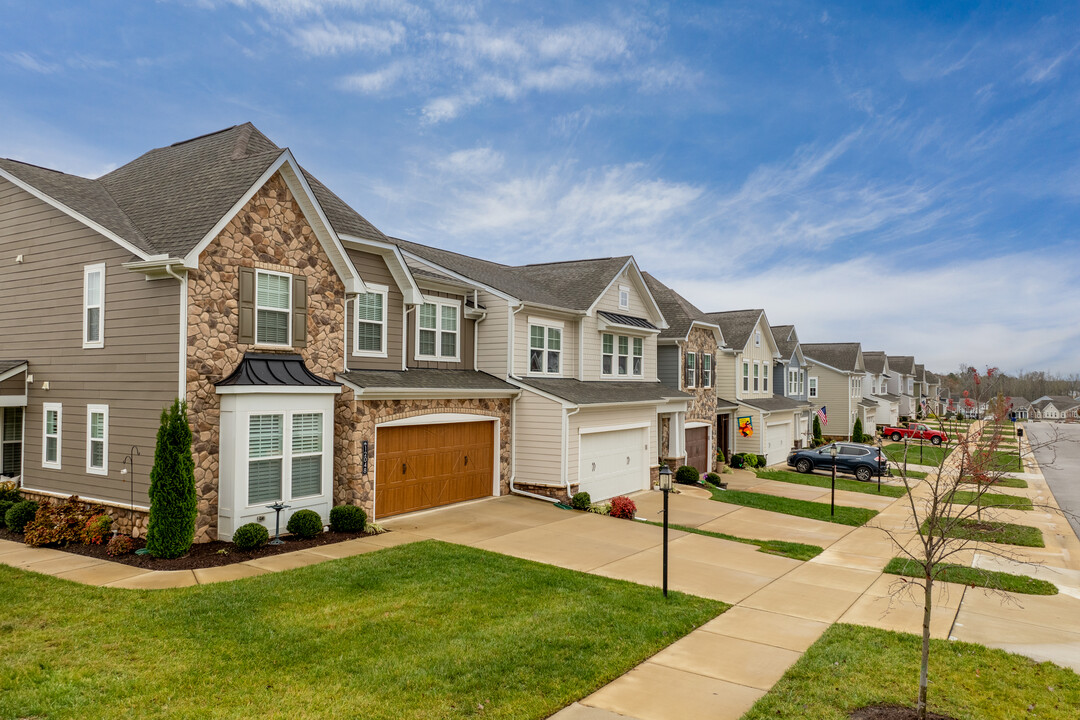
xmin=816 ymin=405 xmax=828 ymax=424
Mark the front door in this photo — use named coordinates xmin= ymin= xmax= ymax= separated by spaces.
xmin=685 ymin=426 xmax=709 ymax=474
xmin=717 ymin=413 xmax=731 ymax=463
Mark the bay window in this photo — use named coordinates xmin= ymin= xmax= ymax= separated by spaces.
xmin=248 ymin=411 xmax=325 ymax=505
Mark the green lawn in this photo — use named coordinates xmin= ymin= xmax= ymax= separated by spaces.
xmin=883 ymin=443 xmax=951 ymax=466
xmin=741 ymin=624 xmax=1080 ymax=719
xmin=756 ymin=469 xmax=907 ymax=498
xmin=0 ymin=541 xmax=723 ymax=720
xmin=883 ymin=557 xmax=1057 ymax=595
xmin=945 ymin=489 xmax=1033 ymax=510
xmin=920 ymin=518 xmax=1045 ymax=547
xmin=706 ymin=485 xmax=878 ymax=527
xmin=638 ymin=519 xmax=822 ymax=561
xmin=889 ymin=467 xmax=928 ymax=479
xmin=959 ymin=475 xmax=1029 ymax=489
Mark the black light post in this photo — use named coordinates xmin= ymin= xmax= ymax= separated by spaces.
xmin=1017 ymin=427 xmax=1024 ymax=471
xmin=877 ymin=441 xmax=884 ymax=492
xmin=658 ymin=465 xmax=673 ymax=598
xmin=267 ymin=501 xmax=291 ymax=545
xmin=829 ymin=444 xmax=838 ymax=517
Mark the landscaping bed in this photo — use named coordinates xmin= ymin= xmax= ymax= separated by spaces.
xmin=741 ymin=624 xmax=1080 ymax=719
xmin=0 ymin=540 xmax=724 ymax=720
xmin=0 ymin=525 xmax=381 ymax=570
xmin=882 ymin=557 xmax=1057 ymax=595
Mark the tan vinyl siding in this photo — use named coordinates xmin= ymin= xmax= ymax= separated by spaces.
xmin=807 ymin=362 xmax=854 ymax=437
xmin=734 ymin=405 xmax=764 ymax=456
xmin=594 ymin=268 xmax=651 ymax=316
xmin=344 ymin=248 xmax=403 ymax=371
xmin=514 ymin=310 xmax=578 ymax=379
xmin=714 ymin=352 xmax=738 ymax=398
xmin=406 ymin=289 xmax=474 ymax=370
xmin=567 ymin=404 xmax=658 ymax=487
xmin=0 ymin=374 xmax=25 ymax=395
xmin=734 ymin=317 xmax=779 ymax=403
xmin=474 ymin=292 xmax=509 ymax=376
xmin=0 ymin=177 xmax=180 ymax=505
xmin=581 ymin=314 xmax=657 ymax=381
xmin=514 ymin=390 xmax=564 ymax=486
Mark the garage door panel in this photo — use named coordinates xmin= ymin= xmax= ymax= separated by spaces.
xmin=579 ymin=428 xmax=647 ymax=501
xmin=765 ymin=422 xmax=793 ymax=466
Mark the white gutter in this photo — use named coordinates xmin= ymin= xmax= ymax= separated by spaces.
xmin=508 ymin=301 xmax=524 ymax=376
xmin=343 ymin=295 xmax=350 ymax=372
xmin=164 ymin=262 xmax=188 ymax=400
xmin=402 ymin=303 xmax=414 ymax=371
xmin=508 ymin=391 xmax=558 ymax=504
xmin=562 ymin=406 xmax=581 ymax=498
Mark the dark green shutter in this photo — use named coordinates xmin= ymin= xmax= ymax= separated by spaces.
xmin=238 ymin=267 xmax=255 ymax=344
xmin=292 ymin=274 xmax=307 ymax=348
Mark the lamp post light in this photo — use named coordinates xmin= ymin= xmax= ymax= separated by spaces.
xmin=658 ymin=465 xmax=673 ymax=598
xmin=1016 ymin=427 xmax=1024 ymax=471
xmin=829 ymin=444 xmax=838 ymax=517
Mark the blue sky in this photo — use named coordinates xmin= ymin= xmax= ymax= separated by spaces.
xmin=2 ymin=1 xmax=1079 ymax=374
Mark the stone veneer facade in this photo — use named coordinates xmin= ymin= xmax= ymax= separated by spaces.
xmin=186 ymin=173 xmax=346 ymax=541
xmin=685 ymin=326 xmax=720 ymax=472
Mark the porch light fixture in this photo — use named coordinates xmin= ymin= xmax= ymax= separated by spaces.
xmin=658 ymin=465 xmax=673 ymax=598
xmin=829 ymin=444 xmax=838 ymax=517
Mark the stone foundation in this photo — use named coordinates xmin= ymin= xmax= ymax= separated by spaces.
xmin=17 ymin=489 xmax=150 ymax=538
xmin=512 ymin=482 xmax=574 ymax=503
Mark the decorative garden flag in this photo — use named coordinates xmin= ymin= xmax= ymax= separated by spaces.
xmin=738 ymin=416 xmax=754 ymax=437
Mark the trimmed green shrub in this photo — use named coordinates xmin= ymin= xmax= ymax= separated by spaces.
xmin=755 ymin=454 xmax=768 ymax=468
xmin=286 ymin=509 xmax=324 ymax=538
xmin=705 ymin=472 xmax=722 ymax=485
xmin=852 ymin=418 xmax=865 ymax=443
xmin=0 ymin=500 xmax=15 ymax=528
xmin=674 ymin=465 xmax=700 ymax=485
xmin=813 ymin=415 xmax=823 ymax=443
xmin=570 ymin=492 xmax=592 ymax=511
xmin=715 ymin=449 xmax=726 ymax=465
xmin=5 ymin=500 xmax=39 ymax=534
xmin=609 ymin=496 xmax=636 ymax=519
xmin=329 ymin=504 xmax=367 ymax=533
xmin=106 ymin=535 xmax=135 ymax=557
xmin=233 ymin=522 xmax=270 ymax=551
xmin=145 ymin=399 xmax=197 ymax=559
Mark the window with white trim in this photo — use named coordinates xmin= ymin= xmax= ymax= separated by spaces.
xmin=2 ymin=407 xmax=22 ymax=477
xmin=799 ymin=370 xmax=805 ymax=395
xmin=87 ymin=405 xmax=108 ymax=475
xmin=353 ymin=288 xmax=387 ymax=355
xmin=618 ymin=285 xmax=630 ymax=309
xmin=763 ymin=364 xmax=769 ymax=393
xmin=602 ymin=333 xmax=614 ymax=375
xmin=290 ymin=413 xmax=323 ymax=499
xmin=529 ymin=324 xmax=561 ymax=374
xmin=632 ymin=337 xmax=643 ymax=376
xmin=418 ymin=299 xmax=460 ymax=361
xmin=255 ymin=270 xmax=292 ymax=346
xmin=753 ymin=362 xmax=759 ymax=392
xmin=788 ymin=369 xmax=799 ymax=395
xmin=248 ymin=414 xmax=283 ymax=505
xmin=83 ymin=264 xmax=105 ymax=348
xmin=702 ymin=353 xmax=712 ymax=388
xmin=809 ymin=377 xmax=818 ymax=398
xmin=852 ymin=377 xmax=862 ymax=398
xmin=685 ymin=352 xmax=696 ymax=388
xmin=754 ymin=331 xmax=761 ymax=347
xmin=43 ymin=403 xmax=61 ymax=470
xmin=618 ymin=336 xmax=630 ymax=376
xmin=742 ymin=361 xmax=750 ymax=392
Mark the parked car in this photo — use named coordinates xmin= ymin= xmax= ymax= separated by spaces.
xmin=787 ymin=443 xmax=888 ymax=482
xmin=880 ymin=422 xmax=949 ymax=445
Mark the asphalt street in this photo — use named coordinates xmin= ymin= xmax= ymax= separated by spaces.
xmin=1025 ymin=421 xmax=1080 ymax=538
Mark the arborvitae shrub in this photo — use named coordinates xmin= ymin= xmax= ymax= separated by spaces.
xmin=145 ymin=399 xmax=197 ymax=559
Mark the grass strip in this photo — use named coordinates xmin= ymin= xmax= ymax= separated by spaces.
xmin=945 ymin=489 xmax=1033 ymax=510
xmin=706 ymin=485 xmax=878 ymax=527
xmin=638 ymin=519 xmax=822 ymax=561
xmin=0 ymin=541 xmax=724 ymax=720
xmin=882 ymin=443 xmax=951 ymax=466
xmin=889 ymin=468 xmax=928 ymax=479
xmin=959 ymin=475 xmax=1028 ymax=488
xmin=920 ymin=517 xmax=1045 ymax=547
xmin=741 ymin=624 xmax=1080 ymax=719
xmin=883 ymin=557 xmax=1057 ymax=595
xmin=756 ymin=469 xmax=907 ymax=498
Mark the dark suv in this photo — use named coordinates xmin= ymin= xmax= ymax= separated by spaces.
xmin=786 ymin=442 xmax=887 ymax=482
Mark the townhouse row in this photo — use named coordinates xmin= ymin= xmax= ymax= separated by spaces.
xmin=0 ymin=124 xmax=939 ymax=541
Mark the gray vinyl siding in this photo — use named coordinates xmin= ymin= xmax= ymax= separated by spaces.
xmin=657 ymin=345 xmax=680 ymax=388
xmin=807 ymin=361 xmax=854 ymax=437
xmin=405 ymin=289 xmax=475 ymax=370
xmin=0 ymin=177 xmax=180 ymax=506
xmin=344 ymin=248 xmax=403 ymax=371
xmin=514 ymin=389 xmax=564 ymax=486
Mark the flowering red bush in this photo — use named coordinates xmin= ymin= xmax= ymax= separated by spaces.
xmin=609 ymin=495 xmax=637 ymax=520
xmin=82 ymin=513 xmax=113 ymax=545
xmin=106 ymin=534 xmax=136 ymax=557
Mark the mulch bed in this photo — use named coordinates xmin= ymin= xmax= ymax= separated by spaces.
xmin=851 ymin=705 xmax=956 ymax=720
xmin=0 ymin=526 xmax=386 ymax=571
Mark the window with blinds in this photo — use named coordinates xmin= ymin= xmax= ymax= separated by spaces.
xmin=248 ymin=414 xmax=283 ymax=505
xmin=354 ymin=291 xmax=385 ymax=354
xmin=291 ymin=413 xmax=322 ymax=498
xmin=83 ymin=264 xmax=105 ymax=348
xmin=255 ymin=271 xmax=291 ymax=345
xmin=87 ymin=405 xmax=108 ymax=475
xmin=43 ymin=403 xmax=61 ymax=469
xmin=1 ymin=407 xmax=22 ymax=477
xmin=247 ymin=412 xmax=326 ymax=505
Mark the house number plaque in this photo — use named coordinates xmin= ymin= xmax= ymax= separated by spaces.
xmin=362 ymin=440 xmax=369 ymax=475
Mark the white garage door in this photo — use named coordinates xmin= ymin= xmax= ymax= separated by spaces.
xmin=579 ymin=428 xmax=647 ymax=501
xmin=765 ymin=421 xmax=793 ymax=466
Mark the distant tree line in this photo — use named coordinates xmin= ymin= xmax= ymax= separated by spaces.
xmin=943 ymin=366 xmax=1080 ymax=401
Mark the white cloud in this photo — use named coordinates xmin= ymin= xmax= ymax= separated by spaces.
xmin=292 ymin=20 xmax=405 ymax=55
xmin=4 ymin=51 xmax=60 ymax=74
xmin=1022 ymin=42 xmax=1079 ymax=84
xmin=436 ymin=147 xmax=504 ymax=175
xmin=337 ymin=62 xmax=407 ymax=92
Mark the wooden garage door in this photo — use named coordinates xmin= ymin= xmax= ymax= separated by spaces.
xmin=376 ymin=421 xmax=494 ymax=518
xmin=685 ymin=426 xmax=709 ymax=474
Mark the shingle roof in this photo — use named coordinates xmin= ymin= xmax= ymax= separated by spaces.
xmin=914 ymin=364 xmax=926 ymax=382
xmin=520 ymin=379 xmax=687 ymax=405
xmin=770 ymin=325 xmax=799 ymax=359
xmin=862 ymin=351 xmax=887 ymax=375
xmin=803 ymin=343 xmax=862 ymax=372
xmin=0 ymin=360 xmax=27 ymax=376
xmin=2 ymin=123 xmax=389 ymax=261
xmin=642 ymin=272 xmax=715 ymax=341
xmin=702 ymin=309 xmax=764 ymax=351
xmin=1008 ymin=397 xmax=1031 ymax=409
xmin=216 ymin=353 xmax=338 ymax=387
xmin=887 ymin=355 xmax=916 ymax=375
xmin=597 ymin=310 xmax=658 ymax=330
xmin=338 ymin=369 xmax=516 ymax=392
xmin=741 ymin=395 xmax=810 ymax=412
xmin=1035 ymin=395 xmax=1080 ymax=409
xmin=874 ymin=392 xmax=902 ymax=401
xmin=858 ymin=399 xmax=879 ymax=410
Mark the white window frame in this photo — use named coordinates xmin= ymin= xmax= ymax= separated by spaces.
xmin=618 ymin=285 xmax=630 ymax=310
xmin=685 ymin=351 xmax=696 ymax=389
xmin=83 ymin=263 xmax=105 ymax=349
xmin=528 ymin=321 xmax=562 ymax=376
xmin=352 ymin=285 xmax=389 ymax=358
xmin=602 ymin=333 xmax=615 ymax=376
xmin=788 ymin=369 xmax=799 ymax=395
xmin=617 ymin=335 xmax=630 ymax=377
xmin=742 ymin=360 xmax=750 ymax=392
xmin=702 ymin=353 xmax=712 ymax=388
xmin=255 ymin=269 xmax=293 ymax=348
xmin=753 ymin=361 xmax=760 ymax=392
xmin=416 ymin=298 xmax=461 ymax=362
xmin=86 ymin=404 xmax=108 ymax=476
xmin=799 ymin=370 xmax=805 ymax=395
xmin=1 ymin=407 xmax=23 ymax=477
xmin=754 ymin=330 xmax=761 ymax=347
xmin=763 ymin=364 xmax=769 ymax=393
xmin=809 ymin=377 xmax=818 ymax=399
xmin=289 ymin=412 xmax=324 ymax=500
xmin=43 ymin=402 xmax=62 ymax=470
xmin=632 ymin=336 xmax=644 ymax=378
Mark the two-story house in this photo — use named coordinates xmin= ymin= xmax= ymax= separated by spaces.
xmin=0 ymin=124 xmax=525 ymax=541
xmin=643 ymin=273 xmax=723 ymax=475
xmin=861 ymin=351 xmax=900 ymax=428
xmin=705 ymin=310 xmax=803 ymax=466
xmin=802 ymin=343 xmax=874 ymax=440
xmin=886 ymin=355 xmax=917 ymax=419
xmin=389 ymin=240 xmax=689 ymax=502
xmin=769 ymin=325 xmax=813 ymax=449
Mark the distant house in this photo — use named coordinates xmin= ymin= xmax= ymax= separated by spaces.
xmin=862 ymin=351 xmax=900 ymax=428
xmin=1031 ymin=395 xmax=1080 ymax=421
xmin=886 ymin=355 xmax=917 ymax=418
xmin=770 ymin=324 xmax=814 ymax=449
xmin=802 ymin=343 xmax=873 ymax=440
xmin=1007 ymin=397 xmax=1031 ymax=421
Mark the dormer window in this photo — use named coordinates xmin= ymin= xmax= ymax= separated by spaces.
xmin=754 ymin=331 xmax=761 ymax=347
xmin=618 ymin=285 xmax=630 ymax=309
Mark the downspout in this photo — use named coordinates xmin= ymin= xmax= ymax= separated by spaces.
xmin=472 ymin=289 xmax=486 ymax=370
xmin=507 ymin=391 xmax=558 ymax=504
xmin=578 ymin=316 xmax=584 ymax=380
xmin=164 ymin=263 xmax=187 ymax=401
xmin=402 ymin=303 xmax=414 ymax=371
xmin=509 ymin=301 xmax=525 ymax=377
xmin=563 ymin=406 xmax=581 ymax=499
xmin=342 ymin=295 xmax=350 ymax=372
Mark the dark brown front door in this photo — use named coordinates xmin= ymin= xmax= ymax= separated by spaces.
xmin=717 ymin=414 xmax=731 ymax=463
xmin=375 ymin=421 xmax=495 ymax=518
xmin=686 ymin=426 xmax=709 ymax=474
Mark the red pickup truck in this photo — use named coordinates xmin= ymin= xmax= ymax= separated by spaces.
xmin=881 ymin=423 xmax=949 ymax=445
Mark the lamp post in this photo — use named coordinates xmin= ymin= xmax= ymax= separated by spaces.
xmin=1016 ymin=427 xmax=1024 ymax=471
xmin=829 ymin=444 xmax=838 ymax=517
xmin=658 ymin=465 xmax=673 ymax=598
